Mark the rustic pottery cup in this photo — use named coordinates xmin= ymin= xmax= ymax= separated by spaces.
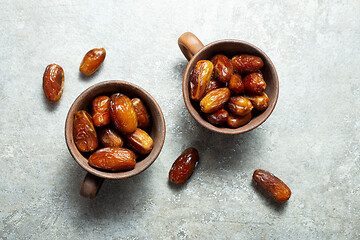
xmin=178 ymin=32 xmax=279 ymax=134
xmin=65 ymin=81 xmax=166 ymax=199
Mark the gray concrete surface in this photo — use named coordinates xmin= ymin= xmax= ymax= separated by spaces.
xmin=0 ymin=0 xmax=359 ymax=239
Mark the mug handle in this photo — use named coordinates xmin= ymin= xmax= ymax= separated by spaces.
xmin=80 ymin=173 xmax=104 ymax=199
xmin=178 ymin=32 xmax=204 ymax=61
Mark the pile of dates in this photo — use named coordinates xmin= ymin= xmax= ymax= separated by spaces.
xmin=43 ymin=48 xmax=107 ymax=103
xmin=73 ymin=93 xmax=153 ymax=171
xmin=190 ymin=54 xmax=269 ymax=128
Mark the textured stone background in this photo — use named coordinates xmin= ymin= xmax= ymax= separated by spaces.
xmin=0 ymin=0 xmax=359 ymax=239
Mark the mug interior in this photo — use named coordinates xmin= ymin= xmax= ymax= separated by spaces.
xmin=65 ymin=81 xmax=165 ymax=179
xmin=183 ymin=40 xmax=279 ymax=134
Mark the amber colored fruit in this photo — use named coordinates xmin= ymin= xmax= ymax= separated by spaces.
xmin=243 ymin=70 xmax=266 ymax=94
xmin=244 ymin=92 xmax=269 ymax=111
xmin=131 ymin=98 xmax=151 ymax=129
xmin=125 ymin=128 xmax=153 ymax=155
xmin=110 ymin=93 xmax=138 ymax=134
xmin=169 ymin=147 xmax=199 ymax=184
xmin=227 ymin=96 xmax=253 ymax=116
xmin=206 ymin=79 xmax=224 ymax=94
xmin=227 ymin=112 xmax=252 ymax=128
xmin=228 ymin=74 xmax=244 ymax=94
xmin=231 ymin=54 xmax=264 ymax=74
xmin=206 ymin=108 xmax=229 ymax=125
xmin=79 ymin=48 xmax=106 ymax=76
xmin=253 ymin=169 xmax=291 ymax=202
xmin=200 ymin=87 xmax=231 ymax=114
xmin=73 ymin=110 xmax=98 ymax=152
xmin=190 ymin=60 xmax=213 ymax=101
xmin=211 ymin=54 xmax=233 ymax=83
xmin=43 ymin=64 xmax=64 ymax=103
xmin=88 ymin=147 xmax=136 ymax=171
xmin=92 ymin=96 xmax=111 ymax=127
xmin=97 ymin=126 xmax=124 ymax=148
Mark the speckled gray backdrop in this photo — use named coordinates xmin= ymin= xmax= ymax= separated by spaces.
xmin=0 ymin=0 xmax=359 ymax=239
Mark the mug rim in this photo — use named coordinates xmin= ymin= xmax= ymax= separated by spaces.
xmin=182 ymin=39 xmax=279 ymax=134
xmin=65 ymin=80 xmax=166 ymax=179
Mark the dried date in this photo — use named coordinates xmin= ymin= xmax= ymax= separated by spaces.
xmin=227 ymin=112 xmax=252 ymax=128
xmin=228 ymin=74 xmax=244 ymax=94
xmin=211 ymin=54 xmax=233 ymax=83
xmin=131 ymin=98 xmax=151 ymax=129
xmin=125 ymin=128 xmax=153 ymax=155
xmin=206 ymin=108 xmax=229 ymax=125
xmin=169 ymin=147 xmax=199 ymax=184
xmin=227 ymin=96 xmax=253 ymax=116
xmin=243 ymin=70 xmax=266 ymax=94
xmin=110 ymin=93 xmax=138 ymax=134
xmin=253 ymin=169 xmax=291 ymax=202
xmin=98 ymin=126 xmax=124 ymax=148
xmin=190 ymin=60 xmax=213 ymax=101
xmin=92 ymin=96 xmax=111 ymax=127
xmin=244 ymin=92 xmax=269 ymax=111
xmin=88 ymin=147 xmax=136 ymax=171
xmin=79 ymin=48 xmax=106 ymax=76
xmin=73 ymin=110 xmax=98 ymax=152
xmin=43 ymin=64 xmax=64 ymax=102
xmin=231 ymin=54 xmax=264 ymax=74
xmin=205 ymin=78 xmax=224 ymax=94
xmin=200 ymin=87 xmax=231 ymax=114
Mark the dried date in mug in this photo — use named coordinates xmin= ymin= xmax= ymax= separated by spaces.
xmin=110 ymin=93 xmax=138 ymax=135
xmin=88 ymin=147 xmax=136 ymax=171
xmin=189 ymin=53 xmax=269 ymax=129
xmin=92 ymin=96 xmax=111 ymax=127
xmin=73 ymin=110 xmax=98 ymax=152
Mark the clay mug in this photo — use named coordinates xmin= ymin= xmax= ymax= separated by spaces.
xmin=178 ymin=32 xmax=279 ymax=134
xmin=65 ymin=81 xmax=165 ymax=199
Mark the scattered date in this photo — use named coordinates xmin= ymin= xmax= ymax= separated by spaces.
xmin=253 ymin=169 xmax=291 ymax=202
xmin=79 ymin=48 xmax=106 ymax=76
xmin=169 ymin=147 xmax=199 ymax=184
xmin=43 ymin=64 xmax=64 ymax=103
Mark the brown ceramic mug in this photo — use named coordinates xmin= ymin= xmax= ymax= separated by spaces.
xmin=178 ymin=32 xmax=279 ymax=134
xmin=65 ymin=81 xmax=166 ymax=199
